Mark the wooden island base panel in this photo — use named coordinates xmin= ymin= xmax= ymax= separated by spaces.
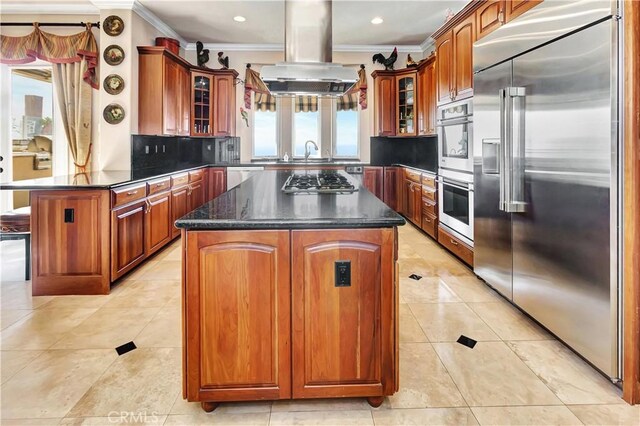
xmin=176 ymin=170 xmax=404 ymax=410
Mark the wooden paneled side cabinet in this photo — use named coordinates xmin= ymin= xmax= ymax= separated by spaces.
xmin=363 ymin=166 xmax=384 ymax=199
xmin=372 ymin=71 xmax=396 ymax=136
xmin=417 ymin=56 xmax=437 ymax=135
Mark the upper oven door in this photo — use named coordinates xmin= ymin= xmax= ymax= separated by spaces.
xmin=438 ymin=99 xmax=474 ymax=173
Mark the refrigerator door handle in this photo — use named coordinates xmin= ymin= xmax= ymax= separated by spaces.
xmin=505 ymin=87 xmax=527 ymax=213
xmin=499 ymin=88 xmax=507 ymax=211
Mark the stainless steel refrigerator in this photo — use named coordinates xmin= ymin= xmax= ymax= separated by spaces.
xmin=473 ymin=0 xmax=621 ymax=380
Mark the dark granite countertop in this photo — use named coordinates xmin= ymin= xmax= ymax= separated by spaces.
xmin=0 ymin=161 xmax=369 ymax=191
xmin=175 ymin=170 xmax=405 ymax=230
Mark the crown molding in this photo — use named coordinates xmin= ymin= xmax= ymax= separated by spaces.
xmin=130 ymin=1 xmax=187 ymax=47
xmin=419 ymin=37 xmax=435 ymax=55
xmin=89 ymin=1 xmax=135 ymax=9
xmin=184 ymin=43 xmax=423 ymax=54
xmin=0 ymin=2 xmax=99 ymax=15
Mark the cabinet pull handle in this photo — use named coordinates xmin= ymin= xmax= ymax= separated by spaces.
xmin=498 ymin=10 xmax=505 ymax=23
xmin=450 ymin=239 xmax=459 ymax=246
xmin=126 ymin=190 xmax=138 ymax=196
xmin=156 ymin=183 xmax=165 ymax=187
xmin=145 ymin=199 xmax=151 ymax=214
xmin=424 ymin=217 xmax=431 ymax=223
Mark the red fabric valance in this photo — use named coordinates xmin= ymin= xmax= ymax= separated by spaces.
xmin=0 ymin=24 xmax=98 ymax=88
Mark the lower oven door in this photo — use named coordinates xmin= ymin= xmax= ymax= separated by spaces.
xmin=439 ymin=178 xmax=474 ymax=245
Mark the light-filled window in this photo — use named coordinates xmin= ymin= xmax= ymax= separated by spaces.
xmin=253 ymin=109 xmax=277 ymax=157
xmin=293 ymin=110 xmax=320 ymax=157
xmin=334 ymin=108 xmax=358 ymax=157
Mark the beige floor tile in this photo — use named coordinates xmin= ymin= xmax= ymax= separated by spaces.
xmin=567 ymin=404 xmax=640 ymax=426
xmin=134 ymin=307 xmax=182 ymax=348
xmin=0 ymin=418 xmax=64 ymax=425
xmin=433 ymin=341 xmax=562 ymax=407
xmin=164 ymin=412 xmax=270 ymax=425
xmin=52 ymin=307 xmax=160 ymax=349
xmin=373 ymin=407 xmax=478 ymax=426
xmin=100 ymin=280 xmax=179 ymax=309
xmin=508 ymin=340 xmax=623 ymax=404
xmin=59 ymin=415 xmax=167 ymax=425
xmin=471 ymin=406 xmax=582 ymax=425
xmin=171 ymin=397 xmax=271 ymax=415
xmin=1 ymin=349 xmax=117 ymax=419
xmin=1 ymin=350 xmax=43 ymax=384
xmin=409 ymin=303 xmax=500 ymax=342
xmin=137 ymin=261 xmax=182 ymax=281
xmin=440 ymin=276 xmax=500 ymax=303
xmin=468 ymin=302 xmax=552 ymax=341
xmin=387 ymin=343 xmax=466 ymax=409
xmin=0 ymin=282 xmax=53 ymax=310
xmin=399 ymin=304 xmax=428 ymax=343
xmin=67 ymin=347 xmax=181 ymax=417
xmin=0 ymin=308 xmax=98 ymax=349
xmin=400 ymin=277 xmax=461 ymax=304
xmin=269 ymin=410 xmax=373 ymax=425
xmin=271 ymin=398 xmax=369 ymax=412
xmin=1 ymin=309 xmax=33 ymax=330
xmin=40 ymin=295 xmax=110 ymax=310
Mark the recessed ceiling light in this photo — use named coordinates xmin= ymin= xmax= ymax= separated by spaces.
xmin=233 ymin=16 xmax=246 ymax=22
xmin=371 ymin=17 xmax=383 ymax=25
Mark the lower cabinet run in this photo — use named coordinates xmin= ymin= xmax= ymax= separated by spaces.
xmin=183 ymin=228 xmax=398 ymax=410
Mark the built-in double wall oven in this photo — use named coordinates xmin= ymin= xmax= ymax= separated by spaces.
xmin=437 ymin=98 xmax=474 ymax=245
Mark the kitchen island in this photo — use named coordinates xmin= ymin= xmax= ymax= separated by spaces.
xmin=175 ymin=170 xmax=404 ymax=411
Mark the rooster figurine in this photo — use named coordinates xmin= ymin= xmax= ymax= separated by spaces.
xmin=196 ymin=41 xmax=209 ymax=68
xmin=217 ymin=52 xmax=229 ymax=69
xmin=372 ymin=47 xmax=398 ymax=71
xmin=406 ymin=53 xmax=418 ymax=67
xmin=240 ymin=107 xmax=249 ymax=127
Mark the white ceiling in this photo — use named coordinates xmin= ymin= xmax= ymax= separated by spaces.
xmin=1 ymin=0 xmax=468 ymax=47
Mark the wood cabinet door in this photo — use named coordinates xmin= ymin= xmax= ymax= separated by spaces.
xmin=426 ymin=61 xmax=437 ymax=134
xmin=111 ymin=201 xmax=146 ymax=279
xmin=163 ymin=58 xmax=180 ymax=135
xmin=412 ymin=183 xmax=422 ymax=226
xmin=436 ymin=32 xmax=454 ymax=105
xmin=184 ymin=230 xmax=291 ymax=402
xmin=383 ymin=167 xmax=398 ymax=210
xmin=145 ymin=192 xmax=172 ymax=256
xmin=213 ymin=74 xmax=235 ymax=136
xmin=187 ymin=180 xmax=205 ymax=211
xmin=417 ymin=65 xmax=428 ymax=135
xmin=404 ymin=179 xmax=415 ymax=221
xmin=291 ymin=229 xmax=396 ymax=399
xmin=396 ymin=71 xmax=418 ymax=136
xmin=179 ymin=65 xmax=191 ymax=136
xmin=476 ymin=0 xmax=505 ymax=40
xmin=505 ymin=0 xmax=542 ymax=22
xmin=171 ymin=186 xmax=188 ymax=238
xmin=453 ymin=15 xmax=475 ymax=101
xmin=374 ymin=74 xmax=396 ymax=136
xmin=207 ymin=167 xmax=226 ymax=202
xmin=363 ymin=166 xmax=384 ymax=199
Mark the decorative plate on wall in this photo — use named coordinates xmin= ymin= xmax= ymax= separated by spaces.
xmin=103 ymin=45 xmax=125 ymax=66
xmin=103 ymin=74 xmax=124 ymax=95
xmin=103 ymin=15 xmax=124 ymax=36
xmin=103 ymin=103 xmax=125 ymax=124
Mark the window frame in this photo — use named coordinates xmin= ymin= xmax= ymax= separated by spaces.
xmin=250 ymin=92 xmax=280 ymax=159
xmin=331 ymin=99 xmax=360 ymax=159
xmin=291 ymin=96 xmax=322 ymax=159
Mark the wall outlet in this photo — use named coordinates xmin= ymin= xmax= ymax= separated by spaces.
xmin=335 ymin=261 xmax=351 ymax=287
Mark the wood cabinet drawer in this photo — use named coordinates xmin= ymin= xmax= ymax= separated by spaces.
xmin=422 ymin=185 xmax=437 ymax=202
xmin=189 ymin=169 xmax=204 ymax=182
xmin=421 ymin=213 xmax=438 ymax=239
xmin=147 ymin=177 xmax=171 ymax=195
xmin=422 ymin=198 xmax=437 ymax=217
xmin=112 ymin=183 xmax=147 ymax=208
xmin=171 ymin=172 xmax=189 ymax=188
xmin=405 ymin=169 xmax=422 ymax=183
xmin=438 ymin=226 xmax=473 ymax=266
xmin=421 ymin=174 xmax=436 ymax=188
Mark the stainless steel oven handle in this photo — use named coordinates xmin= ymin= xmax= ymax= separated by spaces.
xmin=436 ymin=117 xmax=473 ymax=127
xmin=437 ymin=179 xmax=471 ymax=192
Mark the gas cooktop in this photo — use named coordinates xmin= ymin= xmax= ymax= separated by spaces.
xmin=282 ymin=171 xmax=358 ymax=194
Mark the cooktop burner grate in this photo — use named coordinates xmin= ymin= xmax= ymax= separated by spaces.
xmin=282 ymin=171 xmax=358 ymax=194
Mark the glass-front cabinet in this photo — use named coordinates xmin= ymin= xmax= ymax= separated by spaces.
xmin=191 ymin=72 xmax=212 ymax=135
xmin=396 ymin=71 xmax=417 ymax=136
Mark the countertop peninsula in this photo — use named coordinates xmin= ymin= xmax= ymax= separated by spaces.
xmin=174 ymin=170 xmax=405 ymax=230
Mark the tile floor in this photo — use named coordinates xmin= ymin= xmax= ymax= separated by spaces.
xmin=0 ymin=224 xmax=638 ymax=425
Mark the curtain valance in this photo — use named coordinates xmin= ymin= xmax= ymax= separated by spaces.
xmin=341 ymin=66 xmax=367 ymax=110
xmin=295 ymin=95 xmax=318 ymax=113
xmin=0 ymin=24 xmax=98 ymax=88
xmin=244 ymin=65 xmax=276 ymax=111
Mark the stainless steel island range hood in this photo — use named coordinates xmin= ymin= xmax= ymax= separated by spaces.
xmin=260 ymin=0 xmax=357 ymax=96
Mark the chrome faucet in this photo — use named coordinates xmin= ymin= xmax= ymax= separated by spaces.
xmin=304 ymin=140 xmax=319 ymax=161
